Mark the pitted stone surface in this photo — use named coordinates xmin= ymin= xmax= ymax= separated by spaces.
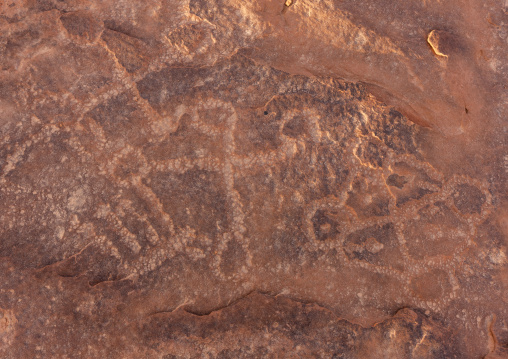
xmin=0 ymin=0 xmax=507 ymax=358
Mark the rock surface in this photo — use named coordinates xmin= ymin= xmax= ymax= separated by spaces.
xmin=0 ymin=0 xmax=507 ymax=358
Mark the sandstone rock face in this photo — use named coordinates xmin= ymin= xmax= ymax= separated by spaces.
xmin=0 ymin=0 xmax=507 ymax=358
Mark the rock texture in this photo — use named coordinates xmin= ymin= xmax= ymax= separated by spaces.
xmin=0 ymin=0 xmax=507 ymax=358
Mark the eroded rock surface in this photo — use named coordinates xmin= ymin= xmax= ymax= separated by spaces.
xmin=0 ymin=0 xmax=507 ymax=358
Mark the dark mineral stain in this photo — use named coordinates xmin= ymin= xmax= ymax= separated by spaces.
xmin=452 ymin=183 xmax=486 ymax=215
xmin=311 ymin=209 xmax=339 ymax=241
xmin=387 ymin=173 xmax=407 ymax=189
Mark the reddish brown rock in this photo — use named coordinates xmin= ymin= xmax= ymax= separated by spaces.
xmin=0 ymin=0 xmax=507 ymax=358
